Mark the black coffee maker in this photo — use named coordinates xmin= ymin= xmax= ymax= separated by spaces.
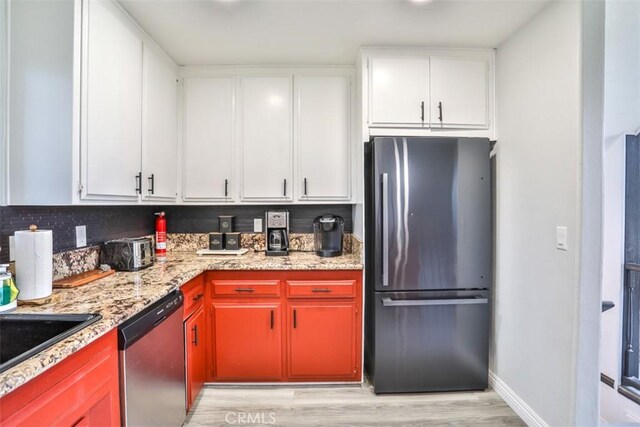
xmin=313 ymin=214 xmax=344 ymax=257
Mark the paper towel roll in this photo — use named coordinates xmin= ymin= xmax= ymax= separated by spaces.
xmin=15 ymin=227 xmax=53 ymax=300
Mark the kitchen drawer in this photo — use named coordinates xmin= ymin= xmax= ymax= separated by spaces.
xmin=211 ymin=280 xmax=281 ymax=298
xmin=182 ymin=275 xmax=205 ymax=319
xmin=286 ymin=280 xmax=356 ymax=299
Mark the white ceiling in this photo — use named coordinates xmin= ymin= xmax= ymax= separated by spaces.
xmin=119 ymin=0 xmax=550 ymax=66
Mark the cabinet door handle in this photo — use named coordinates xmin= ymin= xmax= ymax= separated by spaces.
xmin=283 ymin=179 xmax=287 ymax=197
xmin=192 ymin=324 xmax=198 ymax=346
xmin=420 ymin=101 xmax=425 ymax=122
xmin=438 ymin=101 xmax=443 ymax=123
xmin=293 ymin=309 xmax=297 ymax=328
xmin=148 ymin=173 xmax=155 ymax=194
xmin=311 ymin=288 xmax=331 ymax=293
xmin=192 ymin=293 xmax=204 ymax=302
xmin=304 ymin=178 xmax=308 ymax=196
xmin=135 ymin=172 xmax=142 ymax=194
xmin=71 ymin=416 xmax=87 ymax=427
xmin=224 ymin=179 xmax=229 ymax=198
xmin=235 ymin=288 xmax=255 ymax=293
xmin=270 ymin=310 xmax=274 ymax=329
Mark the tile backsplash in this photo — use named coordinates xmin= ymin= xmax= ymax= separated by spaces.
xmin=0 ymin=205 xmax=353 ymax=263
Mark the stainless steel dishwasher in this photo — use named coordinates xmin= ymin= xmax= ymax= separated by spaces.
xmin=118 ymin=290 xmax=185 ymax=427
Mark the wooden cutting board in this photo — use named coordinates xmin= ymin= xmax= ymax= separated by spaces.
xmin=53 ymin=269 xmax=115 ymax=288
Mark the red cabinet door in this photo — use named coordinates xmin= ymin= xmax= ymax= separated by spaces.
xmin=0 ymin=330 xmax=120 ymax=427
xmin=211 ymin=303 xmax=282 ymax=381
xmin=186 ymin=306 xmax=206 ymax=411
xmin=287 ymin=302 xmax=358 ymax=380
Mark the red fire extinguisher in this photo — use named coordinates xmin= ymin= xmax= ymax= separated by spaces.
xmin=155 ymin=211 xmax=167 ymax=261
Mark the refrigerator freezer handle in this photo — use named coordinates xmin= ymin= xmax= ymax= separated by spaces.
xmin=381 ymin=173 xmax=389 ymax=287
xmin=381 ymin=297 xmax=488 ymax=307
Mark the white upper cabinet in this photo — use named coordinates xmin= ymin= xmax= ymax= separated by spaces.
xmin=240 ymin=76 xmax=293 ymax=202
xmin=82 ymin=0 xmax=143 ymax=200
xmin=183 ymin=77 xmax=235 ymax=201
xmin=296 ymin=76 xmax=351 ymax=201
xmin=429 ymin=57 xmax=489 ymax=129
xmin=369 ymin=57 xmax=429 ymax=127
xmin=142 ymin=46 xmax=178 ymax=201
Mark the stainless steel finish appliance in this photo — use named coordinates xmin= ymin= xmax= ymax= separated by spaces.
xmin=101 ymin=237 xmax=154 ymax=271
xmin=265 ymin=211 xmax=289 ymax=256
xmin=313 ymin=214 xmax=344 ymax=257
xmin=365 ymin=136 xmax=491 ymax=394
xmin=118 ymin=291 xmax=185 ymax=426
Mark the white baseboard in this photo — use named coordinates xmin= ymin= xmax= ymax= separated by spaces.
xmin=489 ymin=370 xmax=548 ymax=427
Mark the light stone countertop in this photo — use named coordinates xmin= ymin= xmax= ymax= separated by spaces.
xmin=0 ymin=250 xmax=362 ymax=397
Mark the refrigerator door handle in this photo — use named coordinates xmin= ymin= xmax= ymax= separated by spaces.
xmin=381 ymin=173 xmax=389 ymax=287
xmin=381 ymin=296 xmax=488 ymax=307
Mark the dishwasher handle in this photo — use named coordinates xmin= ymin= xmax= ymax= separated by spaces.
xmin=381 ymin=296 xmax=488 ymax=307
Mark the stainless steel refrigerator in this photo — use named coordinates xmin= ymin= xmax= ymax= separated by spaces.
xmin=365 ymin=136 xmax=491 ymax=394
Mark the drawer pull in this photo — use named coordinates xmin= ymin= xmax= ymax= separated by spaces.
xmin=192 ymin=293 xmax=204 ymax=302
xmin=311 ymin=288 xmax=332 ymax=293
xmin=235 ymin=288 xmax=255 ymax=293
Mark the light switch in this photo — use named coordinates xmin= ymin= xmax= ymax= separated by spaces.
xmin=556 ymin=226 xmax=568 ymax=251
xmin=254 ymin=218 xmax=263 ymax=233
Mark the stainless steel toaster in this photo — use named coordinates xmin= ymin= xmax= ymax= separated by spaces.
xmin=101 ymin=237 xmax=154 ymax=271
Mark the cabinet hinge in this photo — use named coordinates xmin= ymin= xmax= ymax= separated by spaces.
xmin=77 ymin=181 xmax=83 ymax=194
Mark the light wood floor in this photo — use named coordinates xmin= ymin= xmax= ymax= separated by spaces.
xmin=185 ymin=382 xmax=524 ymax=426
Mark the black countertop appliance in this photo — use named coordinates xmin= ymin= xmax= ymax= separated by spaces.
xmin=313 ymin=214 xmax=344 ymax=257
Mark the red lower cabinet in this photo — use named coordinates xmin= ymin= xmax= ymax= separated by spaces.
xmin=211 ymin=303 xmax=282 ymax=381
xmin=0 ymin=330 xmax=120 ymax=427
xmin=205 ymin=270 xmax=362 ymax=383
xmin=185 ymin=306 xmax=206 ymax=412
xmin=287 ymin=302 xmax=359 ymax=380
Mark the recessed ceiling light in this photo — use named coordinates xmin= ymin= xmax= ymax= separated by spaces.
xmin=409 ymin=0 xmax=433 ymax=3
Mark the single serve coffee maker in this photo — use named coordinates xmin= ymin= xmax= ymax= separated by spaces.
xmin=265 ymin=211 xmax=289 ymax=256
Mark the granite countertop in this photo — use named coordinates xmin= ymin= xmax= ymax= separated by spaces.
xmin=0 ymin=250 xmax=362 ymax=397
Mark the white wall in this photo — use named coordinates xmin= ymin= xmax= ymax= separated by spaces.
xmin=493 ymin=1 xmax=602 ymax=425
xmin=0 ymin=0 xmax=7 ymax=206
xmin=600 ymin=0 xmax=640 ymax=423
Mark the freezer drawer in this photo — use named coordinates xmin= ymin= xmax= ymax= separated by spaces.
xmin=372 ymin=291 xmax=489 ymax=394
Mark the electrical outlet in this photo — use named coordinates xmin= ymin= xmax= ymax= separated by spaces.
xmin=8 ymin=236 xmax=15 ymax=262
xmin=76 ymin=225 xmax=87 ymax=248
xmin=254 ymin=218 xmax=263 ymax=233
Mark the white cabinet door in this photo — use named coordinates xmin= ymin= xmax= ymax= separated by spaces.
xmin=430 ymin=57 xmax=489 ymax=129
xmin=369 ymin=57 xmax=429 ymax=127
xmin=296 ymin=76 xmax=351 ymax=201
xmin=83 ymin=0 xmax=142 ymax=200
xmin=142 ymin=46 xmax=178 ymax=201
xmin=183 ymin=77 xmax=235 ymax=201
xmin=240 ymin=76 xmax=293 ymax=202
